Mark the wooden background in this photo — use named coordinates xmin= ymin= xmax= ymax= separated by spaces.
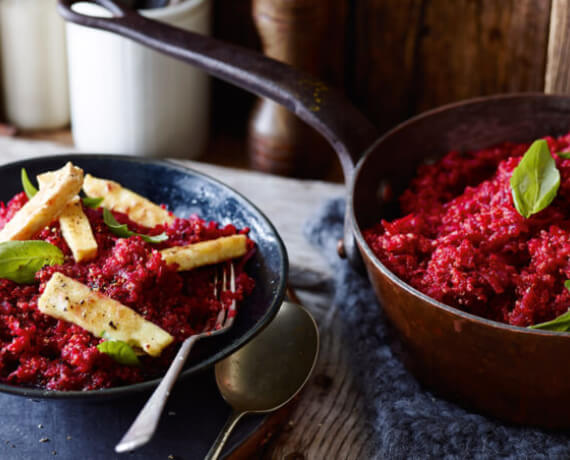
xmin=5 ymin=0 xmax=568 ymax=179
xmin=211 ymin=0 xmax=569 ymax=148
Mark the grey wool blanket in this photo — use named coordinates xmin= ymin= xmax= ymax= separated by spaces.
xmin=303 ymin=198 xmax=570 ymax=460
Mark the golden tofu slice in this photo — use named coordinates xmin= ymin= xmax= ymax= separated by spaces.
xmin=38 ymin=273 xmax=174 ymax=357
xmin=82 ymin=174 xmax=174 ymax=228
xmin=36 ymin=170 xmax=57 ymax=187
xmin=37 ymin=174 xmax=98 ymax=263
xmin=160 ymin=234 xmax=247 ymax=271
xmin=0 ymin=162 xmax=84 ymax=242
xmin=58 ymin=198 xmax=98 ymax=262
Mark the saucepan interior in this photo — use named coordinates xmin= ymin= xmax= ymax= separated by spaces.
xmin=349 ymin=93 xmax=570 ymax=428
xmin=0 ymin=154 xmax=287 ymax=400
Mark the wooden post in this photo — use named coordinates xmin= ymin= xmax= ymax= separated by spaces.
xmin=545 ymin=0 xmax=570 ymax=93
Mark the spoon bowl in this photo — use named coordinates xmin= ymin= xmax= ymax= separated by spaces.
xmin=207 ymin=301 xmax=319 ymax=459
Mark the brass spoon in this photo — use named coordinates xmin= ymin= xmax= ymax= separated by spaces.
xmin=205 ymin=301 xmax=319 ymax=460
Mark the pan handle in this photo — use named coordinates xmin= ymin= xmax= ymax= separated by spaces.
xmin=58 ymin=0 xmax=375 ymax=268
xmin=58 ymin=0 xmax=378 ymax=179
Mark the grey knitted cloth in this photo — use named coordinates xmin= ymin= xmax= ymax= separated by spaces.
xmin=304 ymin=198 xmax=570 ymax=460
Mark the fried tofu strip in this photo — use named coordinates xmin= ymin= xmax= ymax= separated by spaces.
xmin=0 ymin=162 xmax=83 ymax=242
xmin=82 ymin=174 xmax=174 ymax=228
xmin=58 ymin=198 xmax=98 ymax=262
xmin=160 ymin=234 xmax=247 ymax=271
xmin=38 ymin=174 xmax=98 ymax=263
xmin=38 ymin=273 xmax=173 ymax=357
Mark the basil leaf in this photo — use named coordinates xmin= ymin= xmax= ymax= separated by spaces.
xmin=139 ymin=232 xmax=168 ymax=244
xmin=510 ymin=140 xmax=560 ymax=218
xmin=529 ymin=310 xmax=570 ymax=332
xmin=102 ymin=208 xmax=168 ymax=243
xmin=528 ymin=281 xmax=570 ymax=331
xmin=556 ymin=151 xmax=570 ymax=160
xmin=82 ymin=196 xmax=103 ymax=209
xmin=102 ymin=208 xmax=131 ymax=238
xmin=21 ymin=168 xmax=38 ymax=199
xmin=97 ymin=340 xmax=141 ymax=366
xmin=527 ymin=281 xmax=570 ymax=332
xmin=0 ymin=241 xmax=64 ymax=283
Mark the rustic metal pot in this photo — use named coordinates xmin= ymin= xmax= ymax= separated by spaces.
xmin=59 ymin=0 xmax=570 ymax=427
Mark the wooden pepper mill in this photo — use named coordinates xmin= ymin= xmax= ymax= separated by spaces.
xmin=248 ymin=0 xmax=334 ymax=178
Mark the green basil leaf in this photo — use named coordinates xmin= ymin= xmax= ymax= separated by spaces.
xmin=139 ymin=232 xmax=168 ymax=244
xmin=21 ymin=168 xmax=38 ymax=199
xmin=0 ymin=241 xmax=64 ymax=283
xmin=102 ymin=208 xmax=168 ymax=243
xmin=510 ymin=140 xmax=560 ymax=218
xmin=103 ymin=208 xmax=132 ymax=238
xmin=82 ymin=196 xmax=104 ymax=209
xmin=529 ymin=310 xmax=570 ymax=332
xmin=96 ymin=340 xmax=141 ymax=366
xmin=527 ymin=281 xmax=570 ymax=332
xmin=556 ymin=151 xmax=570 ymax=160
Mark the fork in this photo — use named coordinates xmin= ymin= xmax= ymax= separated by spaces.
xmin=115 ymin=263 xmax=236 ymax=453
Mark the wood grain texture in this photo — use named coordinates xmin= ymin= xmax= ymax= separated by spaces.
xmin=352 ymin=0 xmax=551 ymax=132
xmin=323 ymin=0 xmax=348 ymax=89
xmin=263 ymin=299 xmax=375 ymax=460
xmin=545 ymin=0 xmax=570 ymax=93
xmin=211 ymin=0 xmax=261 ymax=138
xmin=352 ymin=0 xmax=424 ymax=133
xmin=416 ymin=0 xmax=550 ymax=111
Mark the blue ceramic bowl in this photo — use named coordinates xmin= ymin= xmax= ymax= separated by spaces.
xmin=0 ymin=154 xmax=288 ymax=399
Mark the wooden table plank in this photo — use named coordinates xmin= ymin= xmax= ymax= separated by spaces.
xmin=266 ymin=318 xmax=375 ymax=460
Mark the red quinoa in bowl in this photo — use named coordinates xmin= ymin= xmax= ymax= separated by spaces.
xmin=0 ymin=190 xmax=254 ymax=391
xmin=364 ymin=133 xmax=570 ymax=328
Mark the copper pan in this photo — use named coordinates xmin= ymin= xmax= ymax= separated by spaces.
xmin=58 ymin=0 xmax=570 ymax=428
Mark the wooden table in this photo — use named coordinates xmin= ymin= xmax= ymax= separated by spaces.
xmin=0 ymin=135 xmax=375 ymax=459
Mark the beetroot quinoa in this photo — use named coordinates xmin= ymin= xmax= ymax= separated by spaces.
xmin=364 ymin=133 xmax=570 ymax=328
xmin=0 ymin=193 xmax=254 ymax=391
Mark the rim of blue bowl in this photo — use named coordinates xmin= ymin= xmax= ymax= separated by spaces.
xmin=0 ymin=153 xmax=288 ymax=400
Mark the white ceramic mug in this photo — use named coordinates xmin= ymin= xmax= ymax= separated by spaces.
xmin=66 ymin=0 xmax=211 ymax=159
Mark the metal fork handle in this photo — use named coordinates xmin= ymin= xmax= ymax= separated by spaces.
xmin=115 ymin=334 xmax=201 ymax=453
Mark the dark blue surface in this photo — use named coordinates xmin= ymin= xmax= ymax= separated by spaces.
xmin=0 ymin=371 xmax=266 ymax=460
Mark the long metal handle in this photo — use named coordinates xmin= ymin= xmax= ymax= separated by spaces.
xmin=205 ymin=410 xmax=246 ymax=460
xmin=57 ymin=0 xmax=374 ymax=267
xmin=57 ymin=0 xmax=378 ymax=181
xmin=115 ymin=334 xmax=200 ymax=453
